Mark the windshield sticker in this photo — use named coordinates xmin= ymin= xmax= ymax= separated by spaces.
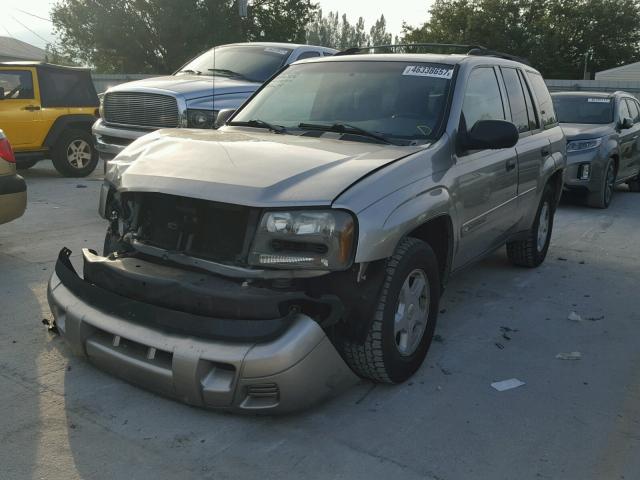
xmin=265 ymin=47 xmax=289 ymax=55
xmin=587 ymin=98 xmax=611 ymax=103
xmin=403 ymin=65 xmax=453 ymax=79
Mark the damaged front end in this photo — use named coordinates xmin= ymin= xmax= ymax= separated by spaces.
xmin=49 ymin=184 xmax=386 ymax=413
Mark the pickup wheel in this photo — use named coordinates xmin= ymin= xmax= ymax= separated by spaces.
xmin=507 ymin=182 xmax=555 ymax=268
xmin=341 ymin=238 xmax=440 ymax=384
xmin=52 ymin=129 xmax=99 ymax=177
xmin=587 ymin=159 xmax=616 ymax=208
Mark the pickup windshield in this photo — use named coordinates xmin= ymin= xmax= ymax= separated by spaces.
xmin=176 ymin=45 xmax=293 ymax=83
xmin=552 ymin=95 xmax=614 ymax=124
xmin=232 ymin=61 xmax=453 ymax=144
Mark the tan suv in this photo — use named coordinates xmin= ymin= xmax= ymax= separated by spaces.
xmin=0 ymin=130 xmax=26 ymax=225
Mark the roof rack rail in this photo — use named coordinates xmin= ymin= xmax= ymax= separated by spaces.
xmin=336 ymin=43 xmax=531 ymax=66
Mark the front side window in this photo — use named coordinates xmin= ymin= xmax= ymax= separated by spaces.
xmin=527 ymin=72 xmax=557 ymax=128
xmin=501 ymin=67 xmax=529 ymax=133
xmin=233 ymin=61 xmax=454 ymax=144
xmin=177 ymin=45 xmax=293 ymax=83
xmin=552 ymin=95 xmax=614 ymax=124
xmin=0 ymin=70 xmax=34 ymax=99
xmin=462 ymin=67 xmax=505 ymax=129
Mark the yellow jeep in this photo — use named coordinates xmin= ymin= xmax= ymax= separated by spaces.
xmin=0 ymin=62 xmax=100 ymax=177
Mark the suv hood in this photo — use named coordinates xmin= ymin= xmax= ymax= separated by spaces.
xmin=108 ymin=128 xmax=424 ymax=207
xmin=560 ymin=123 xmax=615 ymax=141
xmin=108 ymin=74 xmax=260 ymax=100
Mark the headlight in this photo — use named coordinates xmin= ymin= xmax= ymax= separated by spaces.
xmin=249 ymin=210 xmax=356 ymax=270
xmin=187 ymin=109 xmax=218 ymax=129
xmin=567 ymin=138 xmax=602 ymax=152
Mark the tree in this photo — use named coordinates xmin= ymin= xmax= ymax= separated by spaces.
xmin=370 ymin=15 xmax=392 ymax=46
xmin=52 ymin=0 xmax=317 ymax=73
xmin=402 ymin=0 xmax=640 ymax=79
xmin=306 ymin=10 xmax=391 ymax=49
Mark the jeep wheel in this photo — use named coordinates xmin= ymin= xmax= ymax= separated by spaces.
xmin=507 ymin=182 xmax=555 ymax=268
xmin=587 ymin=159 xmax=615 ymax=208
xmin=52 ymin=129 xmax=98 ymax=177
xmin=341 ymin=238 xmax=440 ymax=384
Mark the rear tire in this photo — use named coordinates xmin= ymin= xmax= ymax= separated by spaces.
xmin=587 ymin=159 xmax=615 ymax=208
xmin=340 ymin=238 xmax=440 ymax=384
xmin=52 ymin=129 xmax=98 ymax=177
xmin=507 ymin=182 xmax=555 ymax=268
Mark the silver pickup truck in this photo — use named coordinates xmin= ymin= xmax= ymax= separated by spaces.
xmin=93 ymin=42 xmax=336 ymax=167
xmin=50 ymin=46 xmax=566 ymax=413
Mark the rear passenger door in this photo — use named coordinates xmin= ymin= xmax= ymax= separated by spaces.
xmin=499 ymin=67 xmax=549 ymax=218
xmin=454 ymin=66 xmax=519 ymax=267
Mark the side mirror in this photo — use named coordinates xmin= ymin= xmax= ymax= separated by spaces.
xmin=215 ymin=109 xmax=236 ymax=128
xmin=0 ymin=87 xmax=4 ymax=100
xmin=620 ymin=117 xmax=634 ymax=130
xmin=464 ymin=119 xmax=519 ymax=150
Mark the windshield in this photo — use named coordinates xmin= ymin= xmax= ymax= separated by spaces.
xmin=232 ymin=61 xmax=453 ymax=144
xmin=176 ymin=45 xmax=293 ymax=83
xmin=552 ymin=95 xmax=614 ymax=124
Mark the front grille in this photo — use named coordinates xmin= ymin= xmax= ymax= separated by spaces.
xmin=104 ymin=92 xmax=180 ymax=128
xmin=134 ymin=193 xmax=254 ymax=265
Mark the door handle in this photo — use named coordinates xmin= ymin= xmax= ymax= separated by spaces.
xmin=23 ymin=105 xmax=41 ymax=111
xmin=506 ymin=159 xmax=517 ymax=171
xmin=541 ymin=147 xmax=551 ymax=156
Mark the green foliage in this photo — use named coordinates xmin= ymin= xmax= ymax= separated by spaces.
xmin=403 ymin=0 xmax=640 ymax=78
xmin=51 ymin=0 xmax=317 ymax=73
xmin=305 ymin=10 xmax=390 ymax=49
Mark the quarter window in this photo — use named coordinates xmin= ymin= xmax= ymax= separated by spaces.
xmin=297 ymin=51 xmax=321 ymax=60
xmin=501 ymin=68 xmax=529 ymax=133
xmin=462 ymin=67 xmax=505 ymax=129
xmin=0 ymin=70 xmax=34 ymax=99
xmin=527 ymin=71 xmax=557 ymax=128
xmin=625 ymin=99 xmax=640 ymax=123
xmin=619 ymin=99 xmax=631 ymax=122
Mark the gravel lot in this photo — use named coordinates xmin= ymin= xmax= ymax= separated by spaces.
xmin=2 ymin=161 xmax=639 ymax=480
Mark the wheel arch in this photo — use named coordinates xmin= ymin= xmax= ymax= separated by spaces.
xmin=43 ymin=114 xmax=97 ymax=149
xmin=405 ymin=214 xmax=454 ymax=288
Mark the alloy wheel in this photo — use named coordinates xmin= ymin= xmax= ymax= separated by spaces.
xmin=393 ymin=269 xmax=430 ymax=356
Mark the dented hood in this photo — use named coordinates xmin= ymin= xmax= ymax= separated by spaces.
xmin=108 ymin=128 xmax=423 ymax=207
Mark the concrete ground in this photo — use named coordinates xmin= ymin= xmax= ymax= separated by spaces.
xmin=1 ymin=160 xmax=639 ymax=480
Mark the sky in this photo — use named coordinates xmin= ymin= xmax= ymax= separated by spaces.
xmin=0 ymin=0 xmax=434 ymax=50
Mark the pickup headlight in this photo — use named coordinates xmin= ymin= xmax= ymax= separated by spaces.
xmin=567 ymin=138 xmax=602 ymax=152
xmin=249 ymin=210 xmax=356 ymax=270
xmin=187 ymin=109 xmax=218 ymax=129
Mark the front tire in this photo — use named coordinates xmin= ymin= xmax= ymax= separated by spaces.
xmin=507 ymin=182 xmax=556 ymax=268
xmin=587 ymin=159 xmax=615 ymax=208
xmin=341 ymin=238 xmax=440 ymax=384
xmin=52 ymin=129 xmax=98 ymax=177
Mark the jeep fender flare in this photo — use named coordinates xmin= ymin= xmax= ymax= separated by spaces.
xmin=43 ymin=114 xmax=97 ymax=149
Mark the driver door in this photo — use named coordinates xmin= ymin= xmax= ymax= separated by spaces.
xmin=0 ymin=67 xmax=40 ymax=148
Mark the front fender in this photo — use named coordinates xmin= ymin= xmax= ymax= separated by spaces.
xmin=353 ymin=183 xmax=454 ymax=263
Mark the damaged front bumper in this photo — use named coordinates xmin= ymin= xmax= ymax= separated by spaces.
xmin=47 ymin=248 xmax=358 ymax=414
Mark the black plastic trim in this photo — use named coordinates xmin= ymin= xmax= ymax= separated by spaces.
xmin=0 ymin=174 xmax=26 ymax=195
xmin=43 ymin=114 xmax=97 ymax=148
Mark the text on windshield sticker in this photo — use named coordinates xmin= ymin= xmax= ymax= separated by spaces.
xmin=587 ymin=98 xmax=611 ymax=103
xmin=403 ymin=65 xmax=453 ymax=79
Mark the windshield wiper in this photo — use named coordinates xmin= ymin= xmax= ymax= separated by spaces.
xmin=298 ymin=122 xmax=395 ymax=145
xmin=208 ymin=68 xmax=248 ymax=80
xmin=229 ymin=119 xmax=287 ymax=134
xmin=178 ymin=69 xmax=202 ymax=75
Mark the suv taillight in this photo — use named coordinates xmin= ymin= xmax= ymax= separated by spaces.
xmin=0 ymin=136 xmax=16 ymax=163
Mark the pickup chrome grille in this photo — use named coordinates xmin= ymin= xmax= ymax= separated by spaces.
xmin=104 ymin=92 xmax=180 ymax=128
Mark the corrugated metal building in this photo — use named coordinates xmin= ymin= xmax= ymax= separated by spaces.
xmin=0 ymin=36 xmax=46 ymax=62
xmin=595 ymin=62 xmax=640 ymax=81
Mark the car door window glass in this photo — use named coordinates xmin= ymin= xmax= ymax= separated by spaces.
xmin=619 ymin=99 xmax=631 ymax=123
xmin=296 ymin=51 xmax=321 ymax=60
xmin=501 ymin=68 xmax=529 ymax=133
xmin=625 ymin=99 xmax=639 ymax=123
xmin=0 ymin=70 xmax=34 ymax=99
xmin=527 ymin=71 xmax=557 ymax=128
xmin=518 ymin=70 xmax=539 ymax=131
xmin=462 ymin=67 xmax=505 ymax=129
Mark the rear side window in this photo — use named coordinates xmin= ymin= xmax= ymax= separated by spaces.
xmin=37 ymin=68 xmax=99 ymax=108
xmin=462 ymin=67 xmax=505 ymax=128
xmin=518 ymin=70 xmax=539 ymax=131
xmin=500 ymin=68 xmax=529 ymax=133
xmin=527 ymin=72 xmax=557 ymax=128
xmin=619 ymin=99 xmax=631 ymax=122
xmin=625 ymin=99 xmax=640 ymax=122
xmin=0 ymin=70 xmax=34 ymax=99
